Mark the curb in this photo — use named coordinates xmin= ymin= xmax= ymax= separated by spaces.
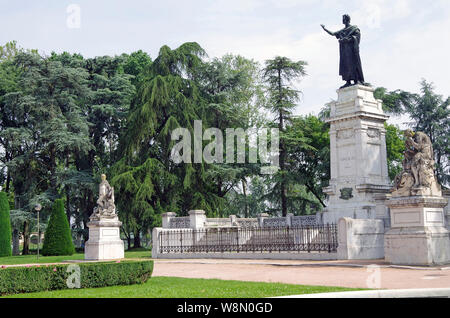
xmin=277 ymin=288 xmax=450 ymax=298
xmin=153 ymin=259 xmax=450 ymax=271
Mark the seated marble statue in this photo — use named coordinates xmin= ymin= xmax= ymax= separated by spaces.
xmin=392 ymin=130 xmax=441 ymax=197
xmin=92 ymin=174 xmax=116 ymax=218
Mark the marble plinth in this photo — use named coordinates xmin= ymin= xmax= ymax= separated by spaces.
xmin=85 ymin=216 xmax=124 ymax=260
xmin=384 ymin=196 xmax=450 ymax=266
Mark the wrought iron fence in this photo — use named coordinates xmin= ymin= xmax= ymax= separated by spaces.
xmin=159 ymin=224 xmax=338 ymax=254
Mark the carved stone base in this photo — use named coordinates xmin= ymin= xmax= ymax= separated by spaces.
xmin=384 ymin=196 xmax=450 ymax=265
xmin=85 ymin=217 xmax=124 ymax=260
xmin=321 ymin=85 xmax=391 ymax=225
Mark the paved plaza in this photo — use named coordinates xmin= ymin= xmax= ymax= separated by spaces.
xmin=152 ymin=258 xmax=450 ymax=290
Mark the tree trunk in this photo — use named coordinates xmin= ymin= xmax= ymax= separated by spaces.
xmin=279 ymin=109 xmax=288 ymax=217
xmin=121 ymin=228 xmax=132 ymax=250
xmin=242 ymin=179 xmax=249 ymax=218
xmin=22 ymin=221 xmax=30 ymax=255
xmin=277 ymin=69 xmax=288 ymax=217
xmin=133 ymin=231 xmax=141 ymax=249
xmin=5 ymin=170 xmax=11 ymax=193
xmin=12 ymin=229 xmax=20 ymax=255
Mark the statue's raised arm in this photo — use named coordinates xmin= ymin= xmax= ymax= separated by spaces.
xmin=321 ymin=24 xmax=335 ymax=37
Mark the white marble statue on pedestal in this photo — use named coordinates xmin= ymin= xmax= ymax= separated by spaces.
xmin=385 ymin=131 xmax=449 ymax=265
xmin=85 ymin=174 xmax=124 ymax=260
xmin=391 ymin=130 xmax=441 ymax=197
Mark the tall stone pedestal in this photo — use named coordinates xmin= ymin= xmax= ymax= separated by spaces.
xmin=85 ymin=216 xmax=124 ymax=260
xmin=385 ymin=196 xmax=450 ymax=266
xmin=320 ymin=85 xmax=391 ymax=224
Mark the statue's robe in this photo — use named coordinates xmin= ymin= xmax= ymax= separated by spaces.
xmin=335 ymin=25 xmax=364 ymax=82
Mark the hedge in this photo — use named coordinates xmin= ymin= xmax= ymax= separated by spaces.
xmin=0 ymin=192 xmax=12 ymax=257
xmin=42 ymin=199 xmax=75 ymax=256
xmin=0 ymin=260 xmax=153 ymax=296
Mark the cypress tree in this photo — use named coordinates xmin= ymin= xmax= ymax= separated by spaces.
xmin=0 ymin=192 xmax=12 ymax=257
xmin=42 ymin=199 xmax=75 ymax=256
xmin=262 ymin=56 xmax=307 ymax=217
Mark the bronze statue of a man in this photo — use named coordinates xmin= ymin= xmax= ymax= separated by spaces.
xmin=321 ymin=14 xmax=365 ymax=89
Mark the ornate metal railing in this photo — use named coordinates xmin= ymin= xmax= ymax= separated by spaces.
xmin=159 ymin=224 xmax=338 ymax=254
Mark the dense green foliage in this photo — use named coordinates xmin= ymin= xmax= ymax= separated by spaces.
xmin=385 ymin=123 xmax=406 ymax=181
xmin=0 ymin=249 xmax=150 ymax=265
xmin=0 ymin=39 xmax=447 ymax=253
xmin=42 ymin=199 xmax=75 ymax=256
xmin=285 ymin=116 xmax=330 ymax=210
xmin=375 ymin=80 xmax=449 ymax=185
xmin=262 ymin=57 xmax=307 ymax=216
xmin=0 ymin=192 xmax=12 ymax=257
xmin=0 ymin=260 xmax=153 ymax=296
xmin=3 ymin=276 xmax=360 ymax=298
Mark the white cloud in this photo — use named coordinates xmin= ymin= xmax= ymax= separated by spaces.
xmin=351 ymin=0 xmax=412 ymax=29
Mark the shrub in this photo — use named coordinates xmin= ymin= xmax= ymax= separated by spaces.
xmin=0 ymin=192 xmax=12 ymax=257
xmin=42 ymin=199 xmax=75 ymax=256
xmin=0 ymin=260 xmax=153 ymax=295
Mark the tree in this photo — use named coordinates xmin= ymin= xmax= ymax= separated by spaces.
xmin=375 ymin=80 xmax=449 ymax=185
xmin=285 ymin=115 xmax=330 ymax=211
xmin=385 ymin=123 xmax=405 ymax=181
xmin=262 ymin=56 xmax=307 ymax=216
xmin=122 ymin=50 xmax=152 ymax=87
xmin=405 ymin=80 xmax=449 ymax=186
xmin=197 ymin=54 xmax=266 ymax=217
xmin=113 ymin=43 xmax=206 ymax=247
xmin=42 ymin=199 xmax=75 ymax=256
xmin=0 ymin=192 xmax=12 ymax=257
xmin=71 ymin=53 xmax=136 ymax=242
xmin=374 ymin=87 xmax=415 ymax=115
xmin=1 ymin=52 xmax=92 ymax=254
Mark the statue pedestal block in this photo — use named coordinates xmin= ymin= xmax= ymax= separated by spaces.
xmin=85 ymin=217 xmax=124 ymax=260
xmin=385 ymin=196 xmax=450 ymax=265
xmin=320 ymin=85 xmax=391 ymax=224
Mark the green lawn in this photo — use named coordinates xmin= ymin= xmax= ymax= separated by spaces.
xmin=1 ymin=250 xmax=363 ymax=298
xmin=0 ymin=249 xmax=151 ymax=265
xmin=2 ymin=276 xmax=361 ymax=298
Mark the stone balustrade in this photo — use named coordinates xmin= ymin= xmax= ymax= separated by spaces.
xmin=161 ymin=210 xmax=320 ymax=229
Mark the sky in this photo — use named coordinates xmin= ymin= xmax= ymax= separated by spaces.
xmin=1 ymin=0 xmax=449 ymax=127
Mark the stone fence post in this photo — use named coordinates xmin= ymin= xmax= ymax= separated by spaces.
xmin=337 ymin=217 xmax=385 ymax=260
xmin=189 ymin=210 xmax=206 ymax=229
xmin=229 ymin=215 xmax=237 ymax=226
xmin=258 ymin=213 xmax=269 ymax=227
xmin=162 ymin=212 xmax=176 ymax=229
xmin=287 ymin=213 xmax=294 ymax=227
xmin=152 ymin=227 xmax=163 ymax=258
